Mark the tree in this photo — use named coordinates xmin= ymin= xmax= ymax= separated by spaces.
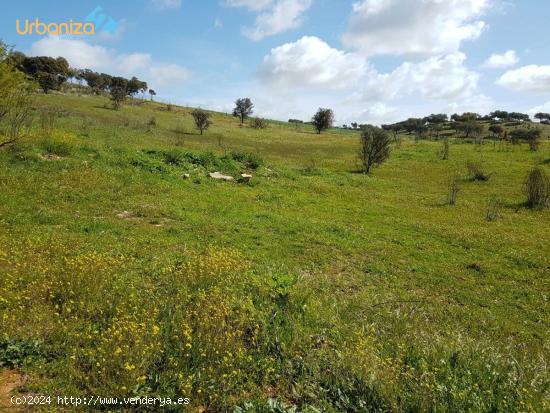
xmin=35 ymin=72 xmax=59 ymax=94
xmin=424 ymin=113 xmax=448 ymax=124
xmin=79 ymin=69 xmax=112 ymax=94
xmin=489 ymin=110 xmax=509 ymax=121
xmin=149 ymin=89 xmax=156 ymax=101
xmin=311 ymin=108 xmax=334 ymax=134
xmin=127 ymin=76 xmax=148 ymax=97
xmin=192 ymin=108 xmax=212 ymax=135
xmin=535 ymin=112 xmax=550 ymax=123
xmin=510 ymin=128 xmax=542 ymax=150
xmin=454 ymin=121 xmax=483 ymax=139
xmin=358 ymin=126 xmax=391 ymax=173
xmin=109 ymin=77 xmax=128 ymax=110
xmin=451 ymin=112 xmax=480 ymax=122
xmin=0 ymin=42 xmax=34 ymax=147
xmin=20 ymin=55 xmax=69 ymax=93
xmin=233 ymin=98 xmax=254 ymax=124
xmin=488 ymin=124 xmax=504 ymax=139
xmin=402 ymin=118 xmax=426 ymax=136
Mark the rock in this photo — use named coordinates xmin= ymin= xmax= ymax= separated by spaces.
xmin=209 ymin=172 xmax=234 ymax=181
xmin=239 ymin=173 xmax=253 ymax=182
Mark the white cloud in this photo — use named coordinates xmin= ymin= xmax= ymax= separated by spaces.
xmin=368 ymin=52 xmax=480 ymax=101
xmin=258 ymin=36 xmax=373 ymax=89
xmin=342 ymin=0 xmax=490 ymax=57
xmin=496 ymin=65 xmax=550 ymax=93
xmin=259 ymin=37 xmax=479 ymax=100
xmin=29 ymin=37 xmax=189 ymax=91
xmin=151 ymin=0 xmax=182 ymax=10
xmin=227 ymin=0 xmax=313 ymax=41
xmin=527 ymin=101 xmax=550 ymax=118
xmin=482 ymin=50 xmax=519 ymax=68
xmin=224 ymin=0 xmax=273 ymax=11
xmin=257 ymin=36 xmax=484 ymax=125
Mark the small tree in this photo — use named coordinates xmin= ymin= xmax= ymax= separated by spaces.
xmin=192 ymin=108 xmax=212 ymax=135
xmin=359 ymin=126 xmax=391 ymax=173
xmin=233 ymin=98 xmax=254 ymax=124
xmin=109 ymin=77 xmax=128 ymax=110
xmin=524 ymin=167 xmax=549 ymax=209
xmin=312 ymin=108 xmax=334 ymax=134
xmin=455 ymin=121 xmax=483 ymax=139
xmin=527 ymin=129 xmax=542 ymax=151
xmin=509 ymin=128 xmax=542 ymax=150
xmin=149 ymin=89 xmax=156 ymax=101
xmin=488 ymin=124 xmax=504 ymax=139
xmin=440 ymin=139 xmax=450 ymax=160
xmin=447 ymin=175 xmax=460 ymax=205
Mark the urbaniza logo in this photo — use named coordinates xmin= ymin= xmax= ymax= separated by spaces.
xmin=16 ymin=6 xmax=118 ymax=36
xmin=16 ymin=19 xmax=95 ymax=35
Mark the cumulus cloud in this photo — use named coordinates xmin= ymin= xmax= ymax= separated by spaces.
xmin=258 ymin=36 xmax=373 ymax=89
xmin=342 ymin=0 xmax=490 ymax=57
xmin=29 ymin=37 xmax=190 ymax=89
xmin=257 ymin=36 xmax=484 ymax=124
xmin=368 ymin=52 xmax=480 ymax=101
xmin=482 ymin=50 xmax=519 ymax=68
xmin=150 ymin=0 xmax=182 ymax=10
xmin=226 ymin=0 xmax=312 ymax=41
xmin=260 ymin=37 xmax=479 ymax=100
xmin=496 ymin=65 xmax=550 ymax=93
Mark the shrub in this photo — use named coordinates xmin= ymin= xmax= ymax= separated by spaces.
xmin=509 ymin=128 xmax=542 ymax=150
xmin=230 ymin=151 xmax=264 ymax=170
xmin=359 ymin=127 xmax=391 ymax=173
xmin=447 ymin=175 xmax=460 ymax=205
xmin=251 ymin=117 xmax=268 ymax=129
xmin=440 ymin=139 xmax=449 ymax=160
xmin=466 ymin=161 xmax=491 ymax=181
xmin=523 ymin=167 xmax=549 ymax=209
xmin=485 ymin=197 xmax=502 ymax=221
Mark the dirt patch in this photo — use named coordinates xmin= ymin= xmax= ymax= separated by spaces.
xmin=0 ymin=370 xmax=23 ymax=410
xmin=40 ymin=154 xmax=62 ymax=161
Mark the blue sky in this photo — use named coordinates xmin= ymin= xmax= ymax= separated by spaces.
xmin=2 ymin=0 xmax=550 ymax=125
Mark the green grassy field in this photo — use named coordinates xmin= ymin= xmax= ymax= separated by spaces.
xmin=1 ymin=93 xmax=549 ymax=412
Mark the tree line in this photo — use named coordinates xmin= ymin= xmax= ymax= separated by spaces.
xmin=4 ymin=48 xmax=153 ymax=110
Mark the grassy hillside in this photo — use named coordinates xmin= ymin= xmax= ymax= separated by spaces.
xmin=1 ymin=94 xmax=549 ymax=412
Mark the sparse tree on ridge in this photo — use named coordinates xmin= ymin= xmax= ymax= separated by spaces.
xmin=127 ymin=76 xmax=148 ymax=97
xmin=233 ymin=98 xmax=254 ymax=124
xmin=149 ymin=89 xmax=156 ymax=101
xmin=359 ymin=126 xmax=391 ymax=174
xmin=312 ymin=108 xmax=334 ymax=134
xmin=109 ymin=76 xmax=128 ymax=110
xmin=192 ymin=108 xmax=212 ymax=135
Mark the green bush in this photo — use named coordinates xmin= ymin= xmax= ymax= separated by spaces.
xmin=231 ymin=151 xmax=265 ymax=170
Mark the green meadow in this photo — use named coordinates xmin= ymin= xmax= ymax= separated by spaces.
xmin=1 ymin=93 xmax=549 ymax=412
